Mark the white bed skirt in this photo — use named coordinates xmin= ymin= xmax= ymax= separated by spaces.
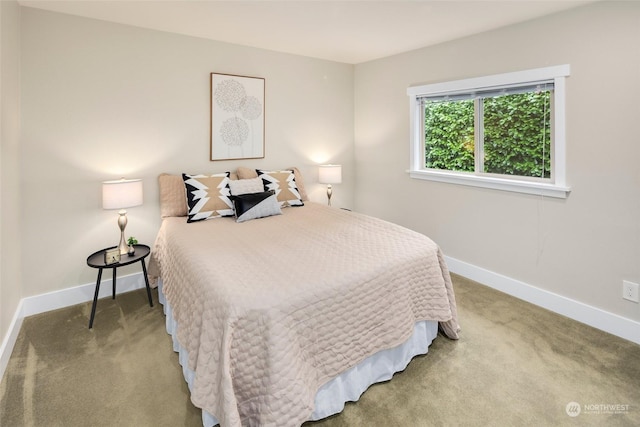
xmin=158 ymin=280 xmax=438 ymax=426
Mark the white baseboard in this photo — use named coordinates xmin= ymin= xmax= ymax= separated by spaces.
xmin=21 ymin=272 xmax=146 ymax=317
xmin=0 ymin=272 xmax=145 ymax=381
xmin=445 ymin=256 xmax=640 ymax=345
xmin=0 ymin=299 xmax=24 ymax=383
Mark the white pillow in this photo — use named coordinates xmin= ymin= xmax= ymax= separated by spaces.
xmin=229 ymin=177 xmax=264 ymax=196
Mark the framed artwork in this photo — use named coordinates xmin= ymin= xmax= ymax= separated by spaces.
xmin=210 ymin=73 xmax=265 ymax=161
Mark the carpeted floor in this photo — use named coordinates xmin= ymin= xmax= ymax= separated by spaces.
xmin=1 ymin=274 xmax=639 ymax=426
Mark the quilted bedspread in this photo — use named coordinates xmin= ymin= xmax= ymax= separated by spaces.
xmin=149 ymin=202 xmax=459 ymax=427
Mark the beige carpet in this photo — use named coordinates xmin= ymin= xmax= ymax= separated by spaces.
xmin=1 ymin=274 xmax=639 ymax=426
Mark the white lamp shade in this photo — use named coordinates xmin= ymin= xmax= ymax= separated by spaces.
xmin=102 ymin=178 xmax=143 ymax=210
xmin=318 ymin=164 xmax=342 ymax=184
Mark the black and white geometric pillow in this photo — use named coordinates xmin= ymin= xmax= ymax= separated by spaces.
xmin=182 ymin=172 xmax=234 ymax=223
xmin=256 ymin=169 xmax=304 ymax=207
xmin=232 ymin=191 xmax=282 ymax=223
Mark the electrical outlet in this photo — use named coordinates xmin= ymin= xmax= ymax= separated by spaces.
xmin=622 ymin=280 xmax=639 ymax=303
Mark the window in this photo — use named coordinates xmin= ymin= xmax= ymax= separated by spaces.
xmin=407 ymin=65 xmax=570 ymax=198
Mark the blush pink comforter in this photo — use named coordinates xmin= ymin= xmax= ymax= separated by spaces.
xmin=150 ymin=202 xmax=459 ymax=427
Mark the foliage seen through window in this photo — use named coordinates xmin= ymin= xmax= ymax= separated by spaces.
xmin=424 ymin=90 xmax=551 ymax=179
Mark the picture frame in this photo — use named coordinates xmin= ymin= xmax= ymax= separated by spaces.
xmin=210 ymin=73 xmax=265 ymax=161
xmin=104 ymin=248 xmax=121 ymax=265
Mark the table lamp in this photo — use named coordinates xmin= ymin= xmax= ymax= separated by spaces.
xmin=318 ymin=164 xmax=342 ymax=206
xmin=102 ymin=178 xmax=143 ymax=255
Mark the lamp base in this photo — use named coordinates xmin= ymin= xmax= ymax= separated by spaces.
xmin=117 ymin=210 xmax=129 ymax=255
xmin=326 ymin=184 xmax=333 ymax=206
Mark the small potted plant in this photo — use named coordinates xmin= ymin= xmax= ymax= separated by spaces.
xmin=127 ymin=237 xmax=138 ymax=256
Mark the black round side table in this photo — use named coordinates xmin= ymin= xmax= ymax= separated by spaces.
xmin=86 ymin=244 xmax=153 ymax=329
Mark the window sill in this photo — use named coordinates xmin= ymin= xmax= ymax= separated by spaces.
xmin=408 ymin=169 xmax=570 ymax=199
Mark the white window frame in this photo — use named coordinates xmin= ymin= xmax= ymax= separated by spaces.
xmin=407 ymin=65 xmax=571 ymax=198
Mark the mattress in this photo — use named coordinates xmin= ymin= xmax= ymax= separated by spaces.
xmin=149 ymin=202 xmax=459 ymax=426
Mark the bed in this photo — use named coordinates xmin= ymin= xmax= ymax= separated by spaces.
xmin=149 ymin=169 xmax=459 ymax=427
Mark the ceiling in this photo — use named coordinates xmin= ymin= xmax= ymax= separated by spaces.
xmin=18 ymin=0 xmax=594 ymax=64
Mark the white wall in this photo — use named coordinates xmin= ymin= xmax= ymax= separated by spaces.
xmin=354 ymin=2 xmax=640 ymax=323
xmin=18 ymin=7 xmax=354 ymax=298
xmin=0 ymin=0 xmax=22 ymax=348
